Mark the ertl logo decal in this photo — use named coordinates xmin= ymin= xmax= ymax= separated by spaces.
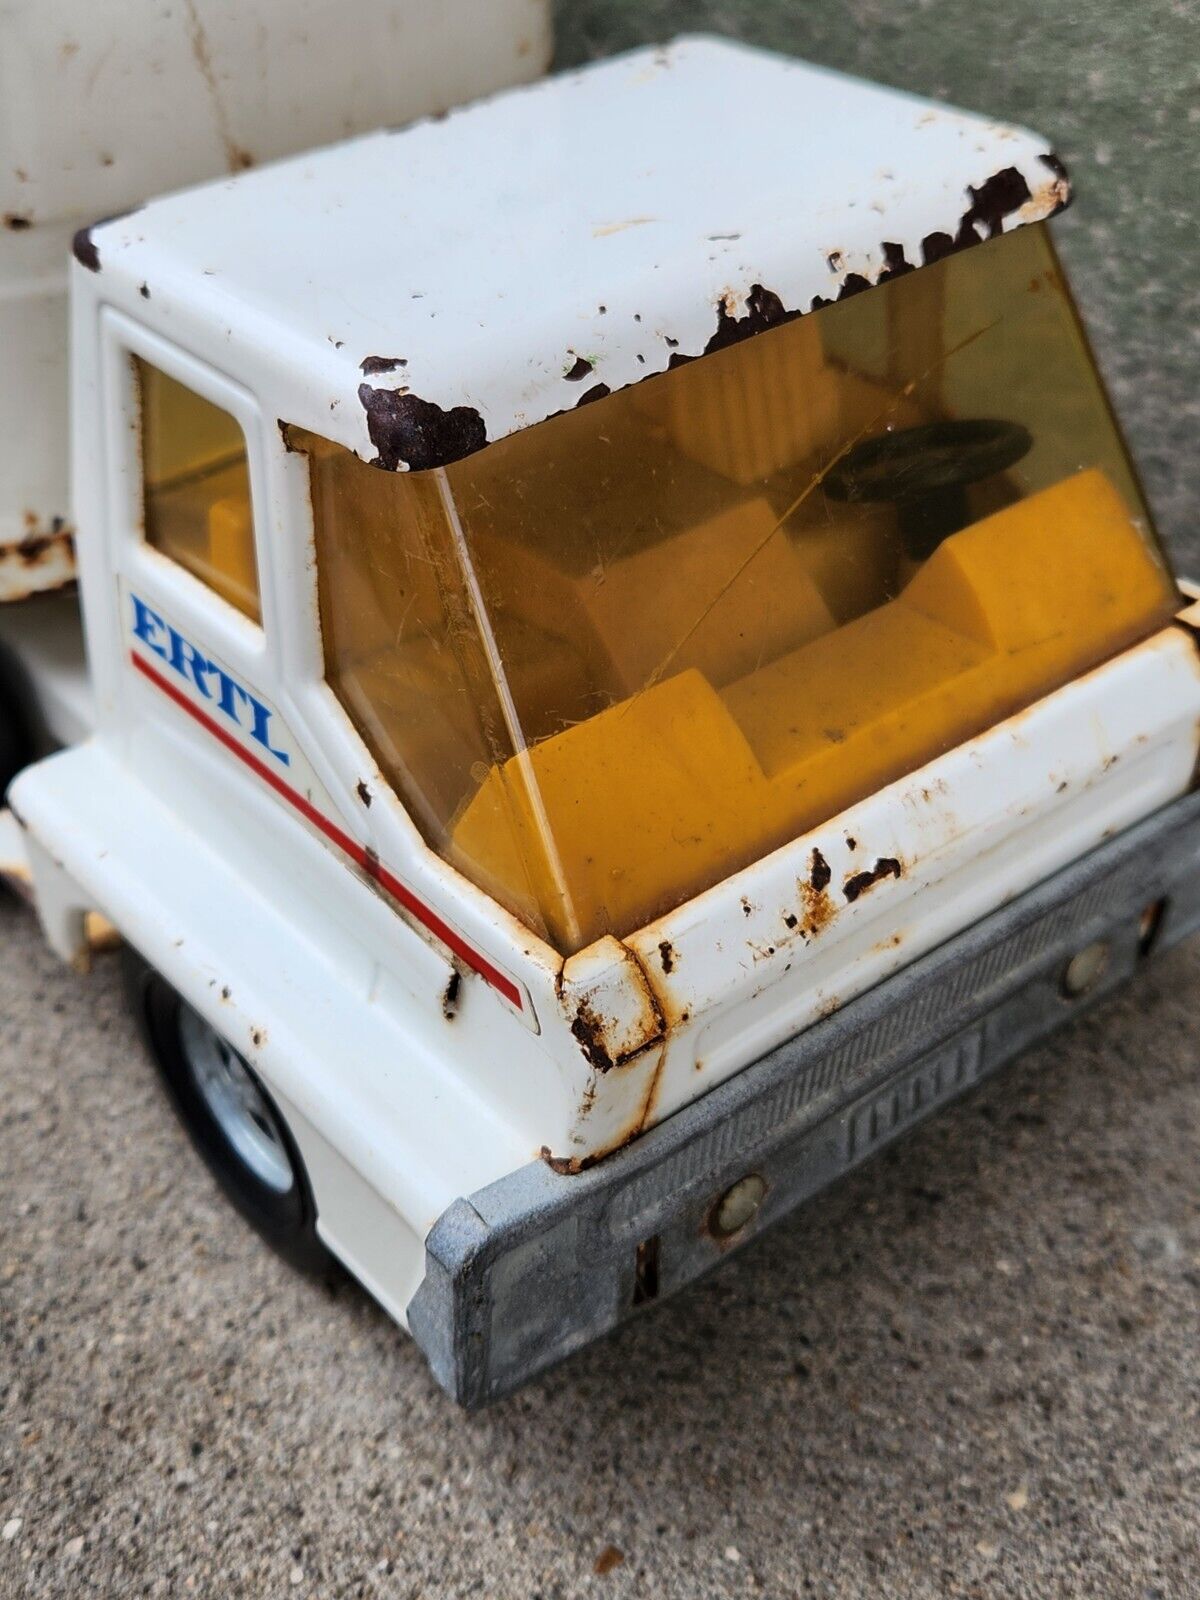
xmin=130 ymin=593 xmax=290 ymax=766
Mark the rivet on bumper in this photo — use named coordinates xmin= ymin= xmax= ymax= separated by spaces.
xmin=708 ymin=1173 xmax=767 ymax=1239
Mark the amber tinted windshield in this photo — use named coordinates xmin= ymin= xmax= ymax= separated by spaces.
xmin=298 ymin=223 xmax=1176 ymax=953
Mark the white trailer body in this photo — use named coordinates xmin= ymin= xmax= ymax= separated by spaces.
xmin=7 ymin=38 xmax=1200 ymax=1405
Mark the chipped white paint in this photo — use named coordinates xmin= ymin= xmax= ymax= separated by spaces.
xmin=76 ymin=36 xmax=1068 ymax=472
xmin=0 ymin=526 xmax=76 ymax=605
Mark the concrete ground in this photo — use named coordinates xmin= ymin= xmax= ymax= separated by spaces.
xmin=4 ymin=875 xmax=1200 ymax=1599
xmin=3 ymin=2 xmax=1198 ymax=1596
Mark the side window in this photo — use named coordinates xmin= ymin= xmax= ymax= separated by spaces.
xmin=134 ymin=356 xmax=260 ymax=622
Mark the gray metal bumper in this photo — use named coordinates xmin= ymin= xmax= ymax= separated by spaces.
xmin=407 ymin=790 xmax=1200 ymax=1408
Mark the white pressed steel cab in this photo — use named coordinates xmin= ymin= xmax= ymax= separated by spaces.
xmin=8 ymin=38 xmax=1200 ymax=1403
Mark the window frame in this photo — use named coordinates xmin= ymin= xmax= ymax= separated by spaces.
xmin=134 ymin=353 xmax=261 ymax=622
xmin=102 ymin=310 xmax=275 ymax=679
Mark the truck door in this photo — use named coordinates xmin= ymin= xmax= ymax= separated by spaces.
xmin=112 ymin=330 xmax=300 ymax=789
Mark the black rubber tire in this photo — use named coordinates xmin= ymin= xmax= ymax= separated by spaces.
xmin=123 ymin=948 xmax=333 ymax=1275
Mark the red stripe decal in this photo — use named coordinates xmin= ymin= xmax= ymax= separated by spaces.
xmin=131 ymin=650 xmax=523 ymax=1011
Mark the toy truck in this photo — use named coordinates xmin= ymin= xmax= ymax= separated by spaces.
xmin=5 ymin=37 xmax=1200 ymax=1407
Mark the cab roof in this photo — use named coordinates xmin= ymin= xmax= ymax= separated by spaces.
xmin=76 ymin=35 xmax=1070 ymax=472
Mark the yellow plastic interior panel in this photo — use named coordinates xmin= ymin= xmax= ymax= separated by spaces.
xmin=475 ymin=497 xmax=838 ymax=698
xmin=450 ymin=668 xmax=767 ymax=949
xmin=136 ymin=357 xmax=259 ymax=621
xmin=298 ymin=222 xmax=1178 ymax=954
xmin=723 ymin=468 xmax=1174 ymax=803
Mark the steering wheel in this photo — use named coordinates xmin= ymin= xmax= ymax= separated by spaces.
xmin=824 ymin=419 xmax=1033 ymax=560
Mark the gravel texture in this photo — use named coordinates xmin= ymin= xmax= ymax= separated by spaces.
xmin=3 ymin=2 xmax=1199 ymax=1596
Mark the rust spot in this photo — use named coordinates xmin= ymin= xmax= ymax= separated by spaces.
xmin=563 ymin=354 xmax=594 ymax=381
xmin=277 ymin=420 xmax=300 ymax=453
xmin=541 ymin=1145 xmax=583 ymax=1175
xmin=359 ymin=355 xmax=407 ymax=376
xmin=356 ymin=779 xmax=372 ymax=807
xmin=575 ymin=381 xmax=611 ymax=407
xmin=843 ymin=856 xmax=902 ymax=902
xmin=657 ymin=939 xmax=676 ymax=975
xmin=15 ymin=525 xmax=73 ymax=565
xmin=1039 ymin=151 xmax=1069 ymax=190
xmin=182 ymin=0 xmax=253 ymax=175
xmin=570 ymin=1003 xmax=616 ymax=1073
xmin=740 ymin=897 xmax=753 ymax=918
xmin=139 ymin=283 xmax=150 ymax=299
xmin=922 ymin=165 xmax=1040 ymax=267
xmin=3 ymin=213 xmax=32 ymax=231
xmin=0 ymin=519 xmax=76 ymax=601
xmin=632 ymin=1052 xmax=667 ymax=1136
xmin=877 ymin=241 xmax=915 ymax=281
xmin=783 ymin=912 xmax=798 ymax=930
xmin=594 ymin=1547 xmax=625 ymax=1577
xmin=837 ymin=271 xmax=871 ymax=300
xmin=442 ymin=970 xmax=461 ymax=1020
xmin=358 ymin=383 xmax=487 ymax=471
xmin=71 ymin=207 xmax=140 ymax=274
xmin=592 ymin=216 xmax=656 ymax=237
xmin=548 ymin=1026 xmax=668 ymax=1170
xmin=249 ymin=1026 xmax=266 ymax=1049
xmin=920 ymin=230 xmax=960 ymax=264
xmin=72 ymin=227 xmax=102 ymax=272
xmin=809 ymin=847 xmax=832 ymax=892
xmin=798 ymin=878 xmax=836 ymax=939
xmin=960 ymin=166 xmax=1032 ymax=239
xmin=704 ymin=282 xmax=800 ymax=358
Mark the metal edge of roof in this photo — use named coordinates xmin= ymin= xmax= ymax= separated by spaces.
xmin=70 ymin=35 xmax=1071 ymax=474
